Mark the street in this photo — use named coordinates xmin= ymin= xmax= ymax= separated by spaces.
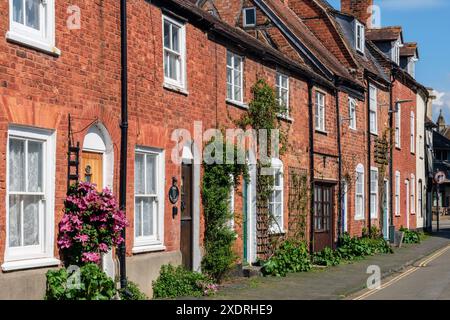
xmin=352 ymin=221 xmax=450 ymax=300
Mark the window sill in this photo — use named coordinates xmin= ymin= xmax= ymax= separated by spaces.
xmin=315 ymin=129 xmax=328 ymax=135
xmin=6 ymin=31 xmax=61 ymax=57
xmin=1 ymin=257 xmax=61 ymax=272
xmin=354 ymin=215 xmax=365 ymax=221
xmin=132 ymin=244 xmax=166 ymax=254
xmin=370 ymin=131 xmax=379 ymax=136
xmin=277 ymin=114 xmax=293 ymax=123
xmin=163 ymin=83 xmax=189 ymax=96
xmin=226 ymin=99 xmax=248 ymax=110
xmin=395 ymin=146 xmax=401 ymax=151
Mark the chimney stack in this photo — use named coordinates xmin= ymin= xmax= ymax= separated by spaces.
xmin=341 ymin=0 xmax=374 ymax=28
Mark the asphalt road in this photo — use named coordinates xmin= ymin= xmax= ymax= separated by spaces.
xmin=354 ymin=244 xmax=450 ymax=300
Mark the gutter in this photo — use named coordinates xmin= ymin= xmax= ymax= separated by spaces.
xmin=308 ymin=82 xmax=315 ymax=253
xmin=119 ymin=0 xmax=128 ymax=290
xmin=388 ymin=78 xmax=395 ymax=242
xmin=335 ymin=87 xmax=343 ymax=241
xmin=367 ymin=80 xmax=372 ymax=235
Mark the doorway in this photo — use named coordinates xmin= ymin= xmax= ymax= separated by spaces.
xmin=314 ymin=183 xmax=334 ymax=252
xmin=181 ymin=163 xmax=193 ymax=270
xmin=82 ymin=123 xmax=114 ymax=278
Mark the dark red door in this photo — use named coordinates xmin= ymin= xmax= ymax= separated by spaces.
xmin=181 ymin=164 xmax=193 ymax=270
xmin=313 ymin=184 xmax=334 ymax=252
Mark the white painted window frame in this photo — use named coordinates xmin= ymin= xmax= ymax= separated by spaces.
xmin=410 ymin=111 xmax=415 ymax=154
xmin=228 ymin=174 xmax=235 ymax=230
xmin=315 ymin=91 xmax=326 ymax=132
xmin=7 ymin=0 xmax=59 ymax=55
xmin=276 ymin=72 xmax=290 ymax=117
xmin=162 ymin=14 xmax=187 ymax=91
xmin=226 ymin=50 xmax=244 ymax=104
xmin=411 ymin=174 xmax=416 ymax=214
xmin=369 ymin=84 xmax=378 ymax=135
xmin=395 ymin=171 xmax=401 ymax=216
xmin=395 ymin=103 xmax=401 ymax=148
xmin=133 ymin=146 xmax=165 ymax=252
xmin=3 ymin=125 xmax=58 ymax=271
xmin=355 ymin=20 xmax=365 ymax=54
xmin=349 ymin=97 xmax=357 ymax=130
xmin=370 ymin=167 xmax=379 ymax=219
xmin=355 ymin=164 xmax=365 ymax=220
xmin=269 ymin=159 xmax=284 ymax=234
xmin=392 ymin=40 xmax=401 ymax=65
xmin=243 ymin=7 xmax=256 ymax=27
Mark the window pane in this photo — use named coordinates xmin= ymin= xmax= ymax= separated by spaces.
xmin=13 ymin=0 xmax=24 ymax=24
xmin=23 ymin=195 xmax=40 ymax=246
xmin=245 ymin=8 xmax=256 ymax=25
xmin=9 ymin=139 xmax=26 ymax=192
xmin=25 ymin=0 xmax=40 ymax=30
xmin=135 ymin=198 xmax=142 ymax=238
xmin=146 ymin=155 xmax=156 ymax=194
xmin=135 ymin=153 xmax=145 ymax=194
xmin=9 ymin=195 xmax=21 ymax=247
xmin=227 ymin=82 xmax=232 ymax=100
xmin=171 ymin=25 xmax=180 ymax=53
xmin=168 ymin=53 xmax=178 ymax=80
xmin=227 ymin=52 xmax=232 ymax=67
xmin=142 ymin=197 xmax=154 ymax=237
xmin=163 ymin=21 xmax=171 ymax=48
xmin=27 ymin=141 xmax=43 ymax=193
xmin=234 ymin=56 xmax=241 ymax=70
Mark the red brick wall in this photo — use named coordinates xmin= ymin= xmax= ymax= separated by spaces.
xmin=392 ymin=79 xmax=417 ymax=230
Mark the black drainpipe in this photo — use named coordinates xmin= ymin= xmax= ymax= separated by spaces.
xmin=119 ymin=0 xmax=128 ymax=290
xmin=335 ymin=86 xmax=342 ymax=242
xmin=308 ymin=81 xmax=315 ymax=253
xmin=367 ymin=80 xmax=372 ymax=236
xmin=388 ymin=79 xmax=395 ymax=242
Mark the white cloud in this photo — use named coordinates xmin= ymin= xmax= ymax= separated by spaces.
xmin=432 ymin=90 xmax=450 ymax=122
xmin=379 ymin=0 xmax=448 ymax=10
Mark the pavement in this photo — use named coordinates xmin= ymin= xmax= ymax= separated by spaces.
xmin=208 ymin=227 xmax=450 ymax=300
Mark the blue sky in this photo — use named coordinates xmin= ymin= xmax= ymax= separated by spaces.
xmin=327 ymin=0 xmax=450 ymax=122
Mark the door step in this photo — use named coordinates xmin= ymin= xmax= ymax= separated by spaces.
xmin=242 ymin=265 xmax=263 ymax=278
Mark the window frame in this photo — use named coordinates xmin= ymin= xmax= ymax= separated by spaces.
xmin=133 ymin=146 xmax=165 ymax=252
xmin=243 ymin=7 xmax=257 ymax=27
xmin=410 ymin=112 xmax=415 ymax=154
xmin=349 ymin=97 xmax=357 ymax=130
xmin=369 ymin=84 xmax=378 ymax=135
xmin=410 ymin=174 xmax=416 ymax=214
xmin=392 ymin=40 xmax=401 ymax=65
xmin=162 ymin=14 xmax=187 ymax=90
xmin=355 ymin=21 xmax=365 ymax=54
xmin=226 ymin=50 xmax=244 ymax=104
xmin=269 ymin=159 xmax=284 ymax=234
xmin=228 ymin=175 xmax=235 ymax=230
xmin=276 ymin=72 xmax=290 ymax=117
xmin=4 ymin=125 xmax=57 ymax=270
xmin=355 ymin=164 xmax=365 ymax=220
xmin=395 ymin=103 xmax=401 ymax=148
xmin=395 ymin=171 xmax=401 ymax=216
xmin=7 ymin=0 xmax=59 ymax=55
xmin=315 ymin=91 xmax=326 ymax=132
xmin=370 ymin=167 xmax=379 ymax=219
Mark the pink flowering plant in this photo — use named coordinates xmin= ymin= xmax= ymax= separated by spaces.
xmin=58 ymin=182 xmax=128 ymax=266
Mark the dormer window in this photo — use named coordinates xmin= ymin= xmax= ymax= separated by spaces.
xmin=243 ymin=7 xmax=256 ymax=27
xmin=407 ymin=57 xmax=417 ymax=78
xmin=392 ymin=40 xmax=401 ymax=65
xmin=355 ymin=21 xmax=365 ymax=53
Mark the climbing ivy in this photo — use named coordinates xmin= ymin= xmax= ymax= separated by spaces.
xmin=201 ymin=139 xmax=248 ymax=283
xmin=236 ymin=79 xmax=290 ymax=258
